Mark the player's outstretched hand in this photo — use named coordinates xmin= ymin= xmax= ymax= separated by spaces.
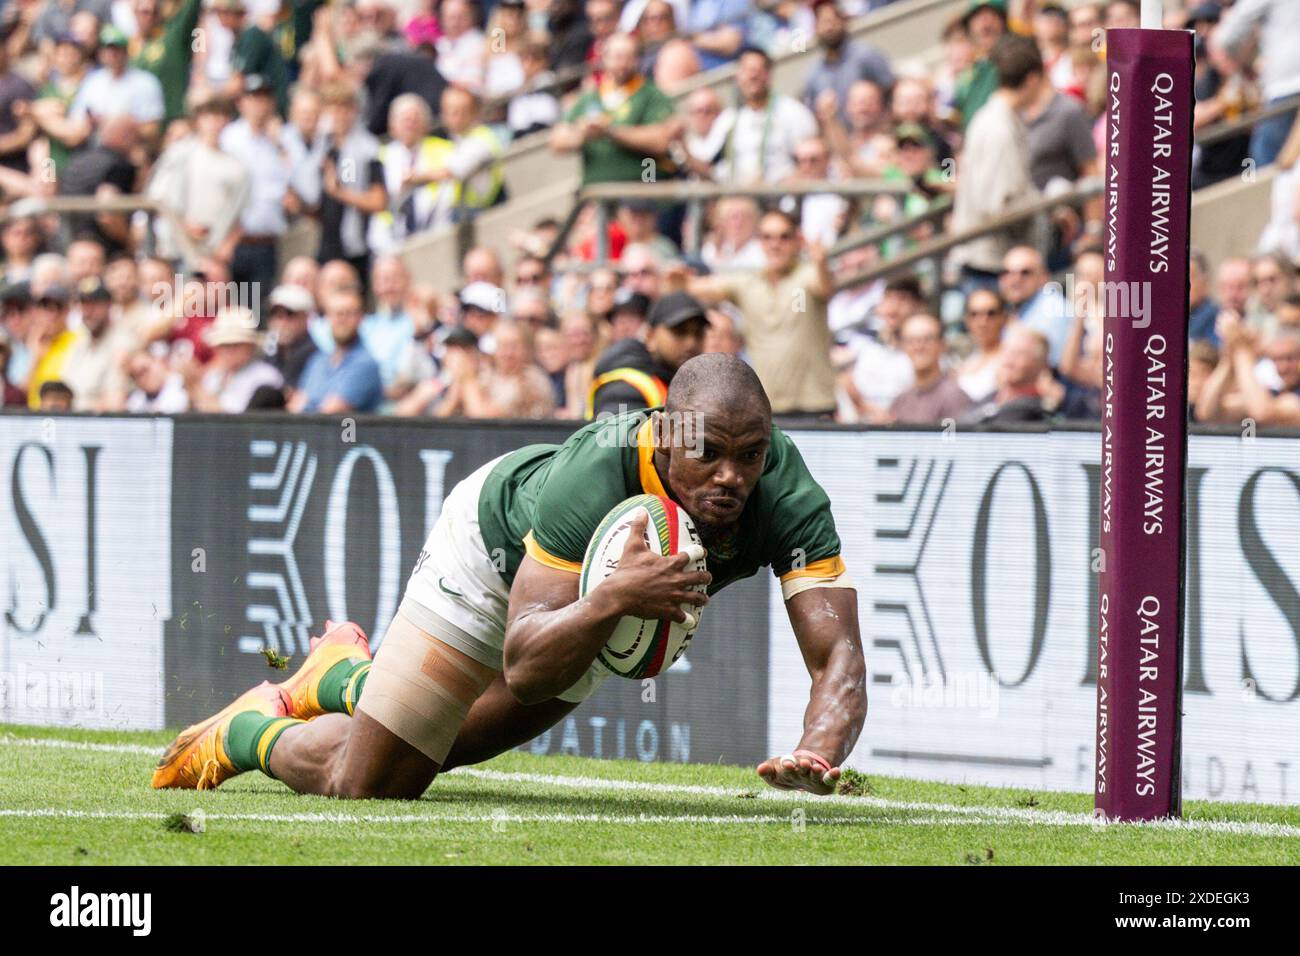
xmin=610 ymin=513 xmax=710 ymax=624
xmin=756 ymin=750 xmax=841 ymax=796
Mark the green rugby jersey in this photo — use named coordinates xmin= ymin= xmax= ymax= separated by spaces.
xmin=477 ymin=410 xmax=843 ymax=594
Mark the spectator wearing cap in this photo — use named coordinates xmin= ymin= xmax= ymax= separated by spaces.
xmin=30 ymin=34 xmax=93 ymax=176
xmin=60 ymin=276 xmax=137 ymax=410
xmin=265 ymin=284 xmax=319 ymax=389
xmin=717 ymin=46 xmax=817 ymax=183
xmin=291 ymin=287 xmax=383 ymax=413
xmin=360 ymin=256 xmax=416 ymax=391
xmin=146 ymin=94 xmax=248 ymax=272
xmin=0 ymin=42 xmax=37 ymax=176
xmin=394 ymin=325 xmax=477 ymax=417
xmin=216 ymin=0 xmax=289 ymax=116
xmin=23 ymin=285 xmax=76 ymax=408
xmin=551 ymin=33 xmax=681 ymax=187
xmin=802 ymin=0 xmax=894 ymax=127
xmin=457 ymin=281 xmax=508 ymax=350
xmin=953 ymin=0 xmax=1008 ymax=130
xmin=879 ymin=123 xmax=948 ymax=225
xmin=949 ymin=35 xmax=1042 ymax=290
xmin=888 ymin=313 xmax=975 ymax=425
xmin=189 ymin=306 xmax=284 ymax=412
xmin=587 ymin=291 xmax=708 ymax=418
xmin=67 ymin=24 xmax=165 ymax=140
xmin=131 ymin=0 xmax=203 ymax=122
xmin=221 ymin=75 xmax=292 ymax=304
xmin=675 ymin=209 xmax=837 ymax=419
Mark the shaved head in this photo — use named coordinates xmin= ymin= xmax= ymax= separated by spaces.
xmin=665 ymin=353 xmax=771 ymax=423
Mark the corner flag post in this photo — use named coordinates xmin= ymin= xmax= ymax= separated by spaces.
xmin=1094 ymin=0 xmax=1194 ymax=821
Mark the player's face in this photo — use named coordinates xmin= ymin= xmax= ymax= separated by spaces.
xmin=661 ymin=409 xmax=770 ymax=535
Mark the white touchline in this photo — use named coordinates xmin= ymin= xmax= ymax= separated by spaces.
xmin=3 ymin=735 xmax=1298 ymax=838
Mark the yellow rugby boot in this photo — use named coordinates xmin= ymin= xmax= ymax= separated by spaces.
xmin=151 ymin=681 xmax=290 ymax=790
xmin=279 ymin=620 xmax=372 ymax=720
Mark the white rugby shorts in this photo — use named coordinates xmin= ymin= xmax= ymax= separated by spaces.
xmin=401 ymin=454 xmax=611 ymax=704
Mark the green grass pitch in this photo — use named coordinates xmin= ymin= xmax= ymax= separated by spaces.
xmin=1 ymin=723 xmax=1297 ymax=865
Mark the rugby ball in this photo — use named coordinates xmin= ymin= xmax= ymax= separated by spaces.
xmin=580 ymin=494 xmax=708 ymax=678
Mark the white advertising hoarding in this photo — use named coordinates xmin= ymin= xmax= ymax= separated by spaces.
xmin=771 ymin=430 xmax=1300 ymax=805
xmin=0 ymin=417 xmax=173 ymax=730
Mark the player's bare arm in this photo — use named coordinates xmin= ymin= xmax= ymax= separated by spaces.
xmin=502 ymin=513 xmax=710 ymax=704
xmin=757 ymin=586 xmax=866 ymax=796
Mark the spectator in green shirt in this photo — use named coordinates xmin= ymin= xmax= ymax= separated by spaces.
xmin=131 ymin=0 xmax=203 ymax=122
xmin=953 ymin=0 xmax=1007 ymax=130
xmin=214 ymin=0 xmax=290 ymax=116
xmin=31 ymin=33 xmax=92 ymax=174
xmin=549 ymin=32 xmax=682 ymax=186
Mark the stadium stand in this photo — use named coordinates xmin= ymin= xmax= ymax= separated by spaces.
xmin=0 ymin=0 xmax=1296 ymax=426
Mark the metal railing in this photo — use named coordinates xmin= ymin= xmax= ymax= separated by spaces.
xmin=0 ymin=194 xmax=187 ymax=261
xmin=543 ymin=178 xmax=916 ymax=268
xmin=831 ymin=176 xmax=1104 ymax=293
xmin=1195 ymin=94 xmax=1300 ymax=148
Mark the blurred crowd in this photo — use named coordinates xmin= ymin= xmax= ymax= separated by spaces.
xmin=0 ymin=0 xmax=1297 ymax=426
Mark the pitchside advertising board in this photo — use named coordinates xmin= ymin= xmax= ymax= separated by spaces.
xmin=165 ymin=417 xmax=769 ymax=764
xmin=3 ymin=415 xmax=1300 ymax=804
xmin=772 ymin=429 xmax=1300 ymax=805
xmin=0 ymin=416 xmax=172 ymax=730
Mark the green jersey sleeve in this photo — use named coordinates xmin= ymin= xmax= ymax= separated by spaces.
xmin=760 ymin=429 xmax=842 ymax=579
xmin=526 ymin=418 xmax=640 ymax=568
